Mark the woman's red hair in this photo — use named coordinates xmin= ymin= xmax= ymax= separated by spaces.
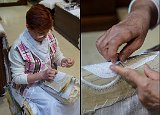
xmin=26 ymin=4 xmax=53 ymax=31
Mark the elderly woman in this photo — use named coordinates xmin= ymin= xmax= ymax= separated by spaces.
xmin=9 ymin=4 xmax=79 ymax=115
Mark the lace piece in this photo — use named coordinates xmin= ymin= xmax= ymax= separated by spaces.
xmin=82 ymin=62 xmax=117 ymax=78
xmin=82 ymin=52 xmax=159 ymax=79
xmin=81 ymin=52 xmax=159 ymax=114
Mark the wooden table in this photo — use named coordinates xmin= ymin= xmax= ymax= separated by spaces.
xmin=54 ymin=2 xmax=80 ymax=49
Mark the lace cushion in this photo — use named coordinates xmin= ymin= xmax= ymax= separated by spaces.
xmin=81 ymin=52 xmax=159 ymax=114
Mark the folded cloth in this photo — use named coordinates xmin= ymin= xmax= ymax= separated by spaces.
xmin=0 ymin=23 xmax=5 ymax=36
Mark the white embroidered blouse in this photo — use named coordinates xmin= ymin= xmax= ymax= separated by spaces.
xmin=9 ymin=29 xmax=65 ymax=84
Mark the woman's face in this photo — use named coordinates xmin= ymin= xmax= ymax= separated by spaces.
xmin=28 ymin=29 xmax=50 ymax=42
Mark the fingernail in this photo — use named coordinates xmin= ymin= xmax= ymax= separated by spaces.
xmin=144 ymin=64 xmax=150 ymax=70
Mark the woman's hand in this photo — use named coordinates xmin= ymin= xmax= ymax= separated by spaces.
xmin=110 ymin=64 xmax=160 ymax=110
xmin=41 ymin=68 xmax=58 ymax=81
xmin=61 ymin=58 xmax=75 ymax=68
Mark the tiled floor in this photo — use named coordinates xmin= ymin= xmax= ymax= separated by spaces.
xmin=0 ymin=0 xmax=17 ymax=2
xmin=0 ymin=3 xmax=80 ymax=114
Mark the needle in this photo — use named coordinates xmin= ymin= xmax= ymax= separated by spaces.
xmin=106 ymin=57 xmax=125 ymax=67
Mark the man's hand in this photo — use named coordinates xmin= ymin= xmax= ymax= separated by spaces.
xmin=96 ymin=11 xmax=149 ymax=63
xmin=96 ymin=0 xmax=158 ymax=63
xmin=110 ymin=64 xmax=160 ymax=110
xmin=61 ymin=58 xmax=75 ymax=68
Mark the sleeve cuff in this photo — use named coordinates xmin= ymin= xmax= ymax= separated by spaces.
xmin=128 ymin=0 xmax=159 ymax=29
xmin=12 ymin=74 xmax=28 ymax=84
xmin=56 ymin=56 xmax=65 ymax=66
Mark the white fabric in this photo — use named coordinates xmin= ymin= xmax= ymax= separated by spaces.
xmin=0 ymin=23 xmax=5 ymax=33
xmin=128 ymin=0 xmax=160 ymax=27
xmin=82 ymin=62 xmax=117 ymax=78
xmin=9 ymin=28 xmax=65 ymax=84
xmin=11 ymin=86 xmax=25 ymax=107
xmin=54 ymin=71 xmax=66 ymax=82
xmin=23 ymin=30 xmax=50 ymax=62
xmin=86 ymin=94 xmax=159 ymax=115
xmin=22 ymin=29 xmax=65 ymax=66
xmin=125 ymin=53 xmax=158 ymax=69
xmin=39 ymin=0 xmax=63 ymax=9
xmin=82 ymin=52 xmax=158 ymax=79
xmin=56 ymin=2 xmax=80 ymax=18
xmin=9 ymin=48 xmax=28 ymax=84
xmin=68 ymin=8 xmax=80 ymax=18
xmin=23 ymin=84 xmax=80 ymax=115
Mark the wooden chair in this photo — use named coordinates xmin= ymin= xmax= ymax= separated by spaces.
xmin=0 ymin=25 xmax=33 ymax=115
xmin=2 ymin=37 xmax=59 ymax=115
xmin=2 ymin=37 xmax=58 ymax=115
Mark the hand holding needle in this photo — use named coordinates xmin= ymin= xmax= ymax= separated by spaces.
xmin=42 ymin=63 xmax=58 ymax=82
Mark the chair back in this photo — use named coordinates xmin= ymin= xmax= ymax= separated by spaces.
xmin=2 ymin=37 xmax=12 ymax=84
xmin=0 ymin=24 xmax=11 ymax=96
